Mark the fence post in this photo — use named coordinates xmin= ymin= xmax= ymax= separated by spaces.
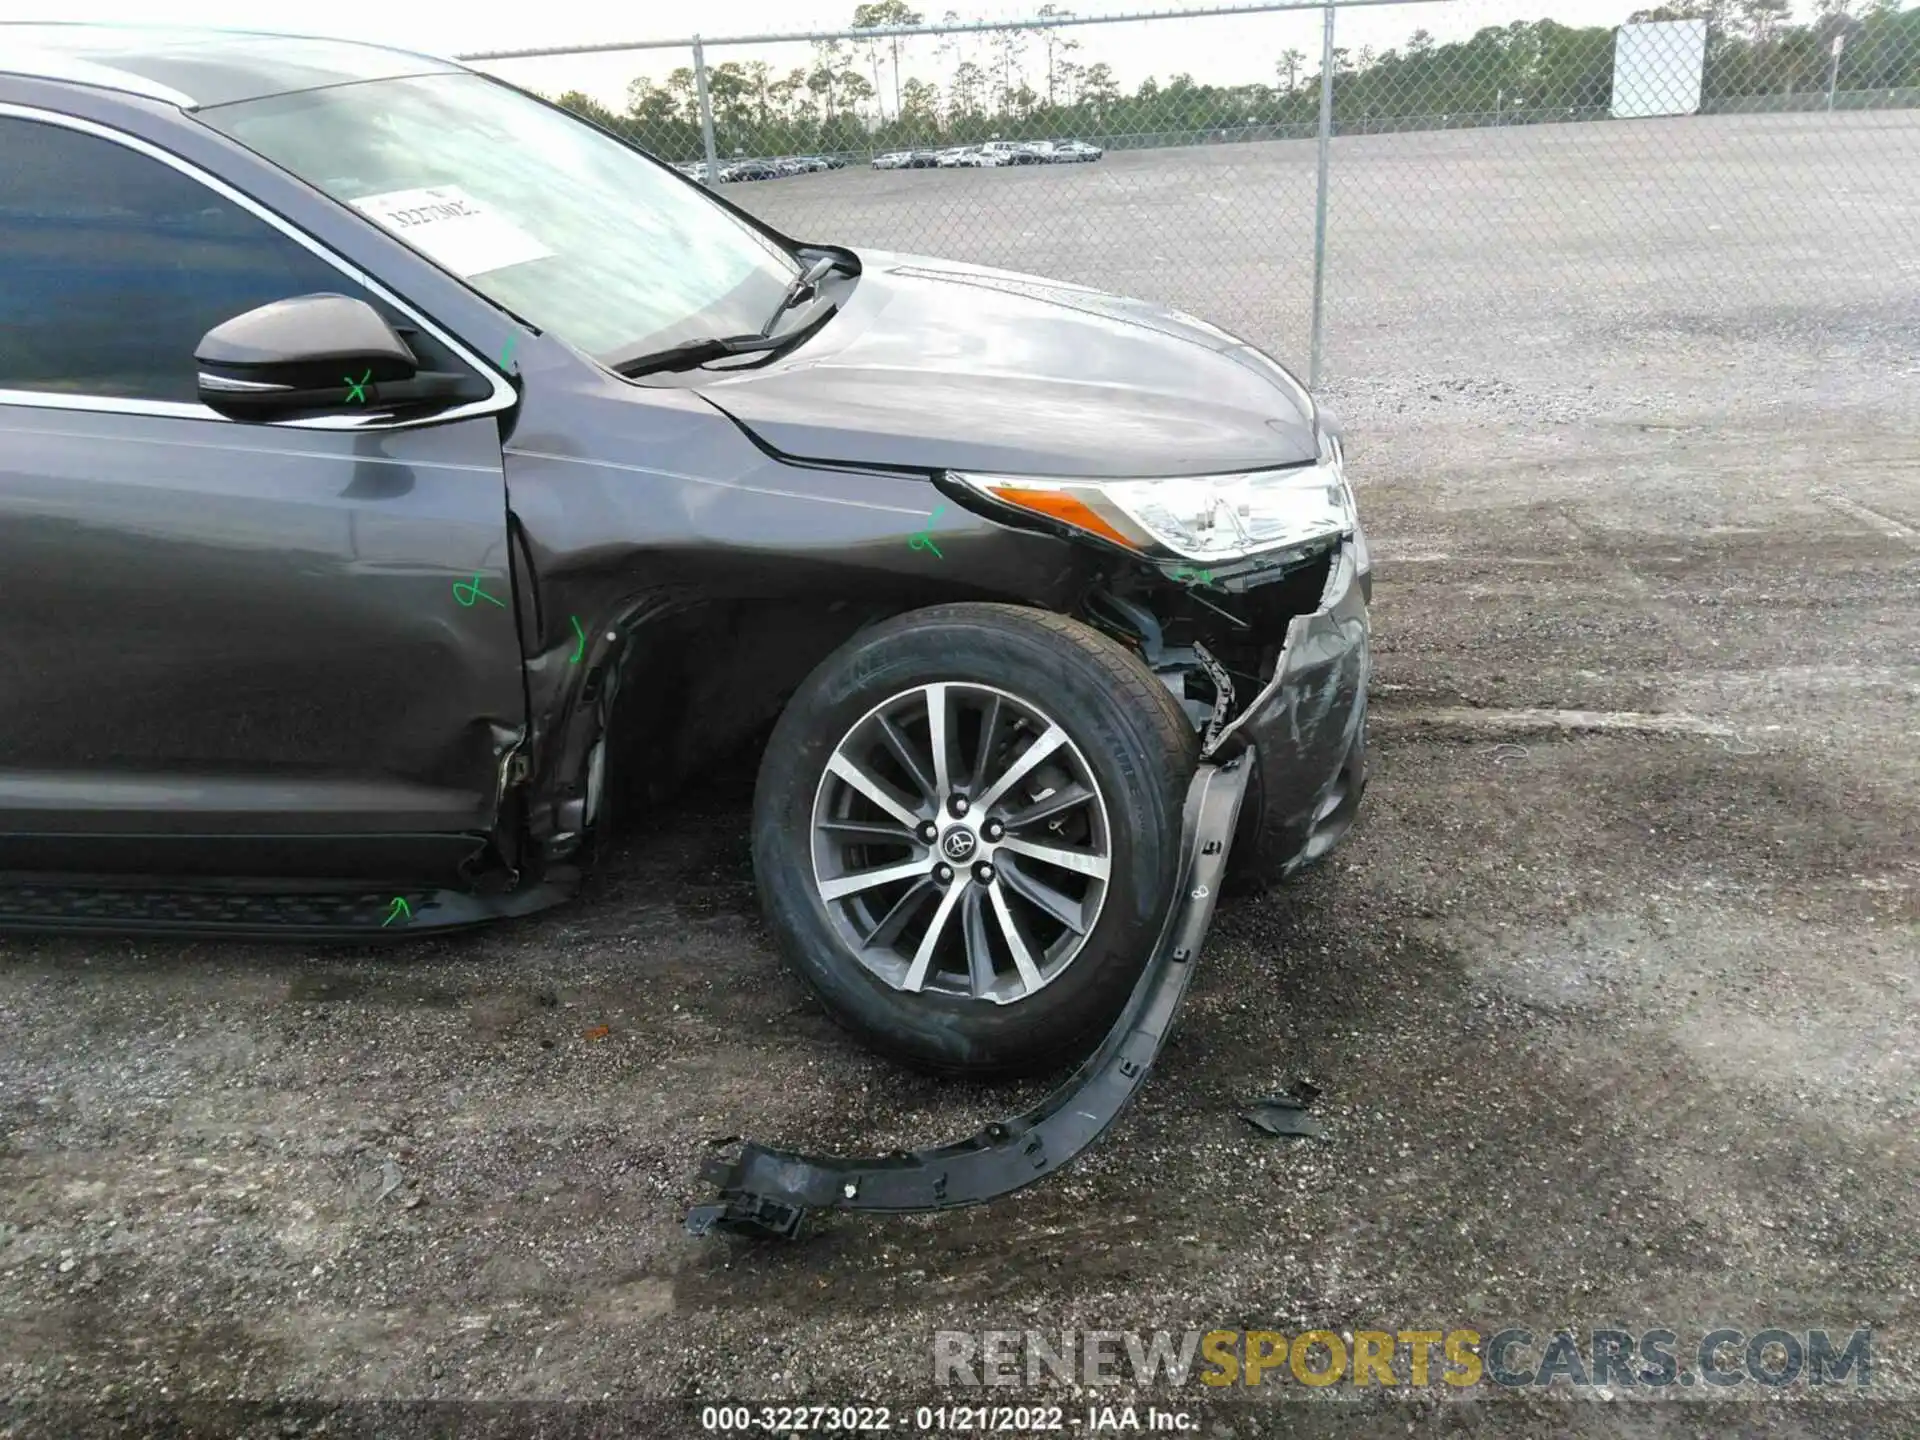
xmin=1309 ymin=1 xmax=1337 ymax=389
xmin=693 ymin=36 xmax=721 ymax=188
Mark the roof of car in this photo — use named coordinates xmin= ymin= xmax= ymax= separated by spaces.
xmin=0 ymin=23 xmax=464 ymax=109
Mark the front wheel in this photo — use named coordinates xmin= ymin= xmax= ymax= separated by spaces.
xmin=753 ymin=604 xmax=1198 ymax=1076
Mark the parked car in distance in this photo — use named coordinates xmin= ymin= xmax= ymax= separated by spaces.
xmin=1018 ymin=141 xmax=1058 ymax=163
xmin=871 ymin=150 xmax=912 ymax=169
xmin=907 ymin=150 xmax=940 ymax=168
xmin=1050 ymin=139 xmax=1105 ymax=162
xmin=956 ymin=147 xmax=1007 ymax=168
xmin=975 ymin=140 xmax=1033 ymax=165
xmin=720 ymin=158 xmax=781 ymax=182
xmin=935 ymin=146 xmax=972 ymax=167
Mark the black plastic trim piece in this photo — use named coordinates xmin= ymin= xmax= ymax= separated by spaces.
xmin=685 ymin=754 xmax=1251 ymax=1240
xmin=0 ymin=872 xmax=575 ymax=941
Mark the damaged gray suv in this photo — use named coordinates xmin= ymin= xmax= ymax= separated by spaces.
xmin=0 ymin=25 xmax=1369 ymax=1235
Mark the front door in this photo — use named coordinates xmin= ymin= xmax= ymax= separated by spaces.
xmin=0 ymin=110 xmax=525 ymax=884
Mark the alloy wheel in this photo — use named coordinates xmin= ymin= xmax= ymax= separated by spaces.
xmin=809 ymin=681 xmax=1112 ymax=1004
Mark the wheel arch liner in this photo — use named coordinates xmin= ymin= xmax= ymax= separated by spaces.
xmin=684 ymin=754 xmax=1249 ymax=1240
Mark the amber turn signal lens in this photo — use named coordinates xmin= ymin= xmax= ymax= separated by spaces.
xmin=984 ymin=485 xmax=1138 ymax=550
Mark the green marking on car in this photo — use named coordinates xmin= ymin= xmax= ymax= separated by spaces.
xmin=909 ymin=505 xmax=946 ymax=558
xmin=453 ymin=573 xmax=507 ymax=608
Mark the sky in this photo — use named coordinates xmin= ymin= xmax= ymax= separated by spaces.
xmin=37 ymin=0 xmax=1835 ymax=112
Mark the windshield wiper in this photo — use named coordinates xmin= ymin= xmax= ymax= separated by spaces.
xmin=613 ymin=331 xmax=791 ymax=378
xmin=768 ymin=254 xmax=843 ymax=330
xmin=614 ymin=259 xmax=848 ymax=379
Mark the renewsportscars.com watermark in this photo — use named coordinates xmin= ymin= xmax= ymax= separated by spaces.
xmin=934 ymin=1327 xmax=1874 ymax=1392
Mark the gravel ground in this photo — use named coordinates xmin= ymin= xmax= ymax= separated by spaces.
xmin=3 ymin=114 xmax=1918 ymax=1438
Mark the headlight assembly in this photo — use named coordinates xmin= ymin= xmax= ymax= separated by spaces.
xmin=952 ymin=434 xmax=1353 ymax=564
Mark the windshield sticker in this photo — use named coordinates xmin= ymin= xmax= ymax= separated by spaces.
xmin=349 ymin=186 xmax=554 ymax=277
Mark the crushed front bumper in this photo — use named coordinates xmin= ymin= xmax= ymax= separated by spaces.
xmin=1207 ymin=534 xmax=1372 ymax=880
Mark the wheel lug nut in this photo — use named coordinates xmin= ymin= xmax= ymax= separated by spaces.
xmin=950 ymin=795 xmax=970 ymax=817
xmin=935 ymin=863 xmax=955 ymax=884
xmin=984 ymin=820 xmax=1003 ymax=840
xmin=918 ymin=821 xmax=938 ymax=843
xmin=973 ymin=862 xmax=995 ymax=883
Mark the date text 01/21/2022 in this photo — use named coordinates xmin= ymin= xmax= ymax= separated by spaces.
xmin=928 ymin=1409 xmax=1195 ymax=1433
xmin=698 ymin=1404 xmax=1198 ymax=1432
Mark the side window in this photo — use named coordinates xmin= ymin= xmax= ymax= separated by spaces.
xmin=0 ymin=116 xmax=449 ymax=406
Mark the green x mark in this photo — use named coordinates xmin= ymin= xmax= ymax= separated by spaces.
xmin=344 ymin=369 xmax=373 ymax=404
xmin=453 ymin=573 xmax=508 ymax=608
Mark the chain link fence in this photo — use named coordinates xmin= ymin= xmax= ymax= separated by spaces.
xmin=461 ymin=0 xmax=1920 ymax=389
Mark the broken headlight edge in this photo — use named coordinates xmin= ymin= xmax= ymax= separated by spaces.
xmin=950 ymin=429 xmax=1353 ymax=565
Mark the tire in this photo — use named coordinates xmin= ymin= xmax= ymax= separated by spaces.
xmin=752 ymin=603 xmax=1198 ymax=1076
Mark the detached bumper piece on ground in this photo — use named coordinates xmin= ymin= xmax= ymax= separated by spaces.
xmin=687 ymin=539 xmax=1370 ymax=1239
xmin=685 ymin=759 xmax=1247 ymax=1240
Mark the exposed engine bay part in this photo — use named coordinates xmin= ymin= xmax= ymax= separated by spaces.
xmin=685 ymin=755 xmax=1247 ymax=1240
xmin=1082 ymin=541 xmax=1336 ymax=756
xmin=1205 ymin=539 xmax=1368 ymax=762
xmin=1081 ymin=536 xmax=1370 ymax=895
xmin=1190 ymin=641 xmax=1235 ymax=753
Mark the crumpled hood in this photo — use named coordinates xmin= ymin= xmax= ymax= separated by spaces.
xmin=692 ymin=251 xmax=1319 ymax=479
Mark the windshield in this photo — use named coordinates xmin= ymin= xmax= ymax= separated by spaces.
xmin=198 ymin=72 xmax=801 ymax=363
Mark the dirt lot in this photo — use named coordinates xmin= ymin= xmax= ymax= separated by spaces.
xmin=3 ymin=115 xmax=1918 ymax=1438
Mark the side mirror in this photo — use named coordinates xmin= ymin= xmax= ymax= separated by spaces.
xmin=195 ymin=293 xmax=489 ymax=421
